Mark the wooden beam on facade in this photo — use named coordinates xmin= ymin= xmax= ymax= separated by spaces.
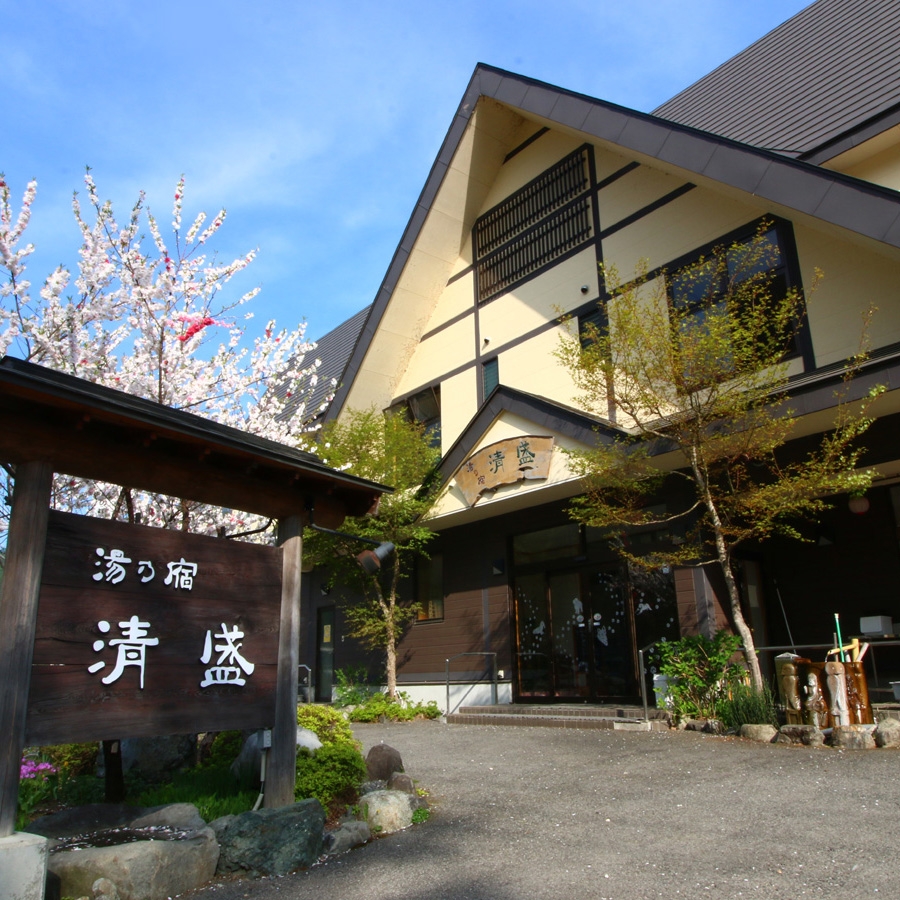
xmin=0 ymin=462 xmax=53 ymax=836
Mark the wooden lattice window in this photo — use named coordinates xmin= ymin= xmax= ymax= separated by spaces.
xmin=474 ymin=147 xmax=593 ymax=304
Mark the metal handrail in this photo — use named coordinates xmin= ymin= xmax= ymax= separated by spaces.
xmin=637 ymin=641 xmax=660 ymax=722
xmin=297 ymin=664 xmax=312 ymax=703
xmin=445 ymin=652 xmax=498 ymax=716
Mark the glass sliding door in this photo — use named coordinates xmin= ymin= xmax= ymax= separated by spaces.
xmin=513 ymin=564 xmax=637 ymax=701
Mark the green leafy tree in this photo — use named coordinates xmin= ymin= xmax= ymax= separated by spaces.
xmin=557 ymin=226 xmax=882 ymax=690
xmin=306 ymin=409 xmax=440 ymax=697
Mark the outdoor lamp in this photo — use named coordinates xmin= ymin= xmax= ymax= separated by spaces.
xmin=357 ymin=542 xmax=396 ymax=575
xmin=306 ymin=501 xmax=395 ymax=574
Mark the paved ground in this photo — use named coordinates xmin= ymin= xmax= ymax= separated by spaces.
xmin=186 ymin=722 xmax=899 ymax=900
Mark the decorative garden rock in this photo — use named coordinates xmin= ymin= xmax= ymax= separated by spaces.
xmin=92 ymin=876 xmax=121 ymax=900
xmin=214 ymin=799 xmax=325 ymax=877
xmin=387 ymin=771 xmax=416 ymax=793
xmin=121 ymin=735 xmax=196 ymax=780
xmin=831 ymin=724 xmax=877 ymax=751
xmin=776 ymin=724 xmax=826 ymax=747
xmin=131 ymin=802 xmax=206 ymax=832
xmin=365 ymin=743 xmax=404 ymax=781
xmin=231 ymin=727 xmax=323 ymax=781
xmin=739 ymin=724 xmax=778 ymax=743
xmin=360 ymin=789 xmax=427 ymax=834
xmin=324 ymin=820 xmax=371 ymax=856
xmin=47 ymin=825 xmax=219 ymax=900
xmin=875 ymin=717 xmax=900 ymax=748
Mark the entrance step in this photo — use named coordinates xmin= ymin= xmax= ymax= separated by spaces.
xmin=446 ymin=703 xmax=670 ymax=731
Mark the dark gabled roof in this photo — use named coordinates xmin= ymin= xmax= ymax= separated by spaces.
xmin=328 ymin=63 xmax=900 ymax=423
xmin=653 ymin=0 xmax=900 ymax=164
xmin=277 ymin=305 xmax=371 ymax=423
xmin=437 ymin=385 xmax=622 ymax=483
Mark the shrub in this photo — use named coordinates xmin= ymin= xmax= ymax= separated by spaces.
xmin=297 ymin=704 xmax=357 ymax=746
xmin=346 ymin=691 xmax=442 ymax=723
xmin=294 ymin=743 xmax=368 ymax=809
xmin=42 ymin=742 xmax=98 ymax=778
xmin=717 ymin=680 xmax=778 ymax=730
xmin=655 ymin=630 xmax=743 ymax=722
xmin=334 ymin=666 xmax=374 ymax=708
xmin=203 ymin=730 xmax=245 ymax=769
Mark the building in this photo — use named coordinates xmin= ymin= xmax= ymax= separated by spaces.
xmin=301 ymin=0 xmax=900 ymax=708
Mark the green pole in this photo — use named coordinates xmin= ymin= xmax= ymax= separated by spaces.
xmin=834 ymin=613 xmax=845 ymax=663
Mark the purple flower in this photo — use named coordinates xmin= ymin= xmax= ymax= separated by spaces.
xmin=19 ymin=759 xmax=56 ymax=780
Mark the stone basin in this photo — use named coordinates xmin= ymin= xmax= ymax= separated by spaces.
xmin=29 ymin=803 xmax=219 ymax=900
xmin=51 ymin=824 xmax=191 ymax=852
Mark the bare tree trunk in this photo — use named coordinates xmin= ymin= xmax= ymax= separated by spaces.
xmin=690 ymin=447 xmax=764 ymax=690
xmin=385 ymin=628 xmax=398 ymax=699
xmin=720 ymin=557 xmax=763 ymax=691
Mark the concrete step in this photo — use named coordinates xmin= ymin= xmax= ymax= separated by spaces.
xmin=446 ymin=703 xmax=670 ymax=731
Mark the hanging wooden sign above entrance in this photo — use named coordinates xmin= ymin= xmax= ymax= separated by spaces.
xmin=26 ymin=510 xmax=282 ymax=745
xmin=456 ymin=435 xmax=554 ymax=506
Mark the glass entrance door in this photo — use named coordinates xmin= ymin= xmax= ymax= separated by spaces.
xmin=514 ymin=565 xmax=637 ymax=701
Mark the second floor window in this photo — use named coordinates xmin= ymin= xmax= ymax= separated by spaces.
xmin=474 ymin=147 xmax=594 ymax=304
xmin=389 ymin=385 xmax=441 ymax=448
xmin=667 ymin=220 xmax=806 ymax=388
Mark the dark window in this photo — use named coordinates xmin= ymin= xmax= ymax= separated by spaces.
xmin=667 ymin=220 xmax=804 ymax=382
xmin=512 ymin=524 xmax=581 ymax=566
xmin=416 ymin=553 xmax=444 ymax=622
xmin=482 ymin=357 xmax=499 ymax=400
xmin=578 ymin=306 xmax=607 ymax=348
xmin=474 ymin=147 xmax=594 ymax=304
xmin=389 ymin=385 xmax=441 ymax=448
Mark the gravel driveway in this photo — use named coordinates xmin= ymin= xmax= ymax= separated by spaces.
xmin=186 ymin=721 xmax=899 ymax=900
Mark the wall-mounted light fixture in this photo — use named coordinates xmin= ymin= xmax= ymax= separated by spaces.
xmin=848 ymin=493 xmax=870 ymax=515
xmin=306 ymin=503 xmax=395 ymax=573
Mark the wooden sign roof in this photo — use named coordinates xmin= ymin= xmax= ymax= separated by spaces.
xmin=0 ymin=357 xmax=388 ymax=526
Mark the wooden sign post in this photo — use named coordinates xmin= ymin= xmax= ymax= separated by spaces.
xmin=0 ymin=462 xmax=53 ymax=836
xmin=0 ymin=357 xmax=388 ymax=838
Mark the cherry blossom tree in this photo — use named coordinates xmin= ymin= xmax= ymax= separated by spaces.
xmin=0 ymin=171 xmax=328 ymax=538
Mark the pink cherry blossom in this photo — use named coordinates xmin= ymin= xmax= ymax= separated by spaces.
xmin=0 ymin=172 xmax=335 ymax=540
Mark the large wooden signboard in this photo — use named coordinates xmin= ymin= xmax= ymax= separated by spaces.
xmin=456 ymin=435 xmax=554 ymax=506
xmin=26 ymin=511 xmax=282 ymax=745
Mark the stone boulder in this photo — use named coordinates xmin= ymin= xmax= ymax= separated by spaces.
xmin=831 ymin=724 xmax=877 ymax=750
xmin=324 ymin=820 xmax=371 ymax=856
xmin=131 ymin=802 xmax=206 ymax=832
xmin=214 ymin=799 xmax=325 ymax=877
xmin=387 ymin=771 xmax=416 ymax=793
xmin=360 ymin=789 xmax=426 ymax=834
xmin=739 ymin=724 xmax=778 ymax=743
xmin=875 ymin=717 xmax=900 ymax=748
xmin=365 ymin=743 xmax=404 ymax=781
xmin=120 ymin=735 xmax=195 ymax=780
xmin=231 ymin=727 xmax=323 ymax=782
xmin=775 ymin=725 xmax=826 ymax=747
xmin=48 ymin=825 xmax=218 ymax=900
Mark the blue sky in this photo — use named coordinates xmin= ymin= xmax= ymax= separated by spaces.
xmin=3 ymin=0 xmax=811 ymax=344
